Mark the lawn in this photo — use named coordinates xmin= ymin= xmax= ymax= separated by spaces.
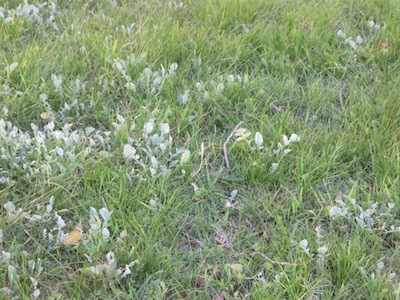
xmin=1 ymin=0 xmax=400 ymax=299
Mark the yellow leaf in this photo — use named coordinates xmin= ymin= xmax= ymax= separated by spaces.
xmin=227 ymin=263 xmax=243 ymax=274
xmin=63 ymin=222 xmax=83 ymax=246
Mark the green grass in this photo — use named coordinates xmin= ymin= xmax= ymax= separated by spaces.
xmin=1 ymin=0 xmax=400 ymax=299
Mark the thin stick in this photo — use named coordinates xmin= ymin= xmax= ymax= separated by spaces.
xmin=258 ymin=252 xmax=302 ymax=267
xmin=223 ymin=121 xmax=242 ymax=171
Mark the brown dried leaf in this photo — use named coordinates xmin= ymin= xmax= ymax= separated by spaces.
xmin=336 ymin=224 xmax=349 ymax=232
xmin=386 ymin=239 xmax=397 ymax=248
xmin=196 ymin=276 xmax=205 ymax=287
xmin=227 ymin=263 xmax=243 ymax=275
xmin=261 ymin=226 xmax=274 ymax=240
xmin=379 ymin=40 xmax=389 ymax=50
xmin=214 ymin=293 xmax=225 ymax=300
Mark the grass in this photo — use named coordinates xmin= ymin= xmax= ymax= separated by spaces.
xmin=1 ymin=0 xmax=400 ymax=299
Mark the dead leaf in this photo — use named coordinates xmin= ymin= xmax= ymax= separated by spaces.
xmin=227 ymin=263 xmax=243 ymax=274
xmin=214 ymin=293 xmax=225 ymax=300
xmin=63 ymin=220 xmax=83 ymax=246
xmin=336 ymin=224 xmax=349 ymax=232
xmin=372 ymin=222 xmax=385 ymax=231
xmin=213 ymin=225 xmax=232 ymax=248
xmin=379 ymin=40 xmax=389 ymax=50
xmin=261 ymin=226 xmax=274 ymax=240
xmin=213 ymin=270 xmax=221 ymax=280
xmin=196 ymin=276 xmax=205 ymax=287
xmin=386 ymin=239 xmax=397 ymax=248
xmin=182 ymin=291 xmax=188 ymax=299
xmin=179 ymin=241 xmax=200 ymax=252
xmin=40 ymin=112 xmax=48 ymax=120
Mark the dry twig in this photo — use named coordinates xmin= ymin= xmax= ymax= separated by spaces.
xmin=223 ymin=121 xmax=242 ymax=171
xmin=258 ymin=252 xmax=302 ymax=267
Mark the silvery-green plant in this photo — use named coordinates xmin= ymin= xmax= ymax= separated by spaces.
xmin=329 ymin=194 xmax=398 ymax=232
